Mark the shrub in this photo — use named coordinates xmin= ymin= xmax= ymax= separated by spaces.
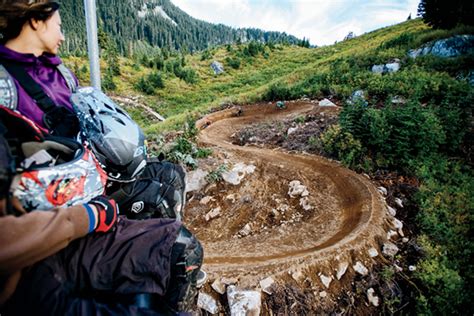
xmin=321 ymin=124 xmax=363 ymax=168
xmin=225 ymin=56 xmax=241 ymax=69
xmin=134 ymin=71 xmax=164 ymax=95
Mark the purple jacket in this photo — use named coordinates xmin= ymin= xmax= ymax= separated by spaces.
xmin=0 ymin=45 xmax=77 ymax=129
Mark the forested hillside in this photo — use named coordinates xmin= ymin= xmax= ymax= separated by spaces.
xmin=59 ymin=0 xmax=301 ymax=56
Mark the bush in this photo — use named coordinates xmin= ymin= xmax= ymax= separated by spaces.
xmin=225 ymin=56 xmax=241 ymax=69
xmin=134 ymin=71 xmax=164 ymax=95
xmin=321 ymin=124 xmax=364 ymax=168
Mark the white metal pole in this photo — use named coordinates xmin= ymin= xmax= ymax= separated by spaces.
xmin=84 ymin=0 xmax=101 ymax=90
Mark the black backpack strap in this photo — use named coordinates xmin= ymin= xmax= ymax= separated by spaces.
xmin=0 ymin=61 xmax=56 ymax=113
xmin=0 ymin=64 xmax=18 ymax=110
xmin=57 ymin=64 xmax=77 ymax=92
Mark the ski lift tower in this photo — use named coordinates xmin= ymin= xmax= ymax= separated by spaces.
xmin=84 ymin=0 xmax=101 ymax=90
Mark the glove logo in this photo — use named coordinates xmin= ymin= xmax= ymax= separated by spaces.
xmin=131 ymin=201 xmax=145 ymax=213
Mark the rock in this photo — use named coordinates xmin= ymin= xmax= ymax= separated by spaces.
xmin=367 ymin=288 xmax=380 ymax=307
xmin=211 ymin=61 xmax=224 ymax=75
xmin=394 ymin=198 xmax=404 ymax=208
xmin=239 ymin=223 xmax=252 ymax=237
xmin=353 ymin=261 xmax=368 ymax=276
xmin=385 ymin=62 xmax=400 ymax=73
xmin=336 ymin=262 xmax=349 ymax=280
xmin=383 ymin=242 xmax=399 ymax=257
xmin=408 ymin=35 xmax=474 ymax=59
xmin=387 ymin=230 xmax=398 ymax=240
xmin=299 ymin=197 xmax=313 ymax=211
xmin=402 ymin=237 xmax=409 ymax=243
xmin=394 ymin=264 xmax=403 ymax=272
xmin=200 ymin=196 xmax=215 ymax=205
xmin=287 ymin=127 xmax=298 ymax=135
xmin=221 ymin=277 xmax=238 ymax=285
xmin=319 ymin=274 xmax=332 ymax=289
xmin=291 ymin=270 xmax=304 ymax=282
xmin=259 ymin=277 xmax=275 ymax=295
xmin=378 ymin=186 xmax=387 ymax=196
xmin=222 ymin=163 xmax=256 ymax=185
xmin=409 ymin=265 xmax=417 ymax=272
xmin=368 ymin=248 xmax=379 ymax=258
xmin=319 ymin=98 xmax=336 ymax=107
xmin=205 ymin=207 xmax=221 ymax=221
xmin=227 ymin=286 xmax=261 ymax=316
xmin=387 ymin=206 xmax=397 ymax=217
xmin=288 ymin=180 xmax=309 ymax=198
xmin=392 ymin=218 xmax=404 ymax=236
xmin=372 ymin=64 xmax=385 ymax=74
xmin=186 ymin=169 xmax=209 ymax=192
xmin=198 ymin=292 xmax=219 ymax=314
xmin=391 ymin=96 xmax=407 ymax=105
xmin=319 ymin=291 xmax=327 ymax=298
xmin=226 ymin=193 xmax=238 ymax=203
xmin=211 ymin=278 xmax=226 ymax=295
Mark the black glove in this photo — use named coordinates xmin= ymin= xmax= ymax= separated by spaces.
xmin=89 ymin=196 xmax=119 ymax=233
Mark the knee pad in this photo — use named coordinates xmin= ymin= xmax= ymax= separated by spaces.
xmin=165 ymin=226 xmax=203 ymax=312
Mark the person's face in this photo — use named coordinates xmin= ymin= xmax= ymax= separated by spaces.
xmin=35 ymin=10 xmax=64 ymax=55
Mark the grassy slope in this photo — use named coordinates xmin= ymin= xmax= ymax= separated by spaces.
xmin=65 ymin=19 xmax=439 ymax=135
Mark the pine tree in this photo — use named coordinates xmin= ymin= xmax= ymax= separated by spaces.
xmin=418 ymin=0 xmax=474 ymax=29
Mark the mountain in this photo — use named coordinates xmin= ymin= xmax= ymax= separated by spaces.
xmin=59 ymin=0 xmax=302 ymax=56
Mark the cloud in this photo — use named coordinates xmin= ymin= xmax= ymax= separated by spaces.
xmin=170 ymin=0 xmax=421 ymax=46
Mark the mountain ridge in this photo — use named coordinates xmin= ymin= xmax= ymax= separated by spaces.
xmin=60 ymin=0 xmax=302 ymax=56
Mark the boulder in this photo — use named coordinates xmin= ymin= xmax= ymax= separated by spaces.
xmin=383 ymin=242 xmax=399 ymax=257
xmin=222 ymin=163 xmax=256 ymax=185
xmin=227 ymin=286 xmax=261 ymax=316
xmin=319 ymin=98 xmax=336 ymax=107
xmin=259 ymin=277 xmax=275 ymax=295
xmin=211 ymin=278 xmax=227 ymax=295
xmin=353 ymin=261 xmax=368 ymax=276
xmin=336 ymin=262 xmax=349 ymax=280
xmin=198 ymin=292 xmax=219 ymax=314
xmin=211 ymin=61 xmax=225 ymax=75
xmin=371 ymin=64 xmax=385 ymax=74
xmin=367 ymin=288 xmax=380 ymax=307
xmin=408 ymin=35 xmax=474 ymax=59
xmin=288 ymin=180 xmax=309 ymax=198
xmin=368 ymin=248 xmax=379 ymax=258
xmin=319 ymin=274 xmax=332 ymax=289
xmin=205 ymin=207 xmax=221 ymax=221
xmin=186 ymin=169 xmax=208 ymax=192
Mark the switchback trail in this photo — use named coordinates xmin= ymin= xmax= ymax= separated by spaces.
xmin=188 ymin=101 xmax=388 ymax=287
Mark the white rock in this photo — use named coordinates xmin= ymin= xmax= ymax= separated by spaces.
xmin=186 ymin=169 xmax=209 ymax=192
xmin=320 ymin=274 xmax=332 ymax=289
xmin=211 ymin=278 xmax=226 ymax=295
xmin=288 ymin=180 xmax=309 ymax=198
xmin=394 ymin=264 xmax=403 ymax=272
xmin=394 ymin=198 xmax=404 ymax=208
xmin=387 ymin=206 xmax=397 ymax=217
xmin=198 ymin=292 xmax=219 ymax=314
xmin=383 ymin=242 xmax=399 ymax=257
xmin=371 ymin=64 xmax=385 ymax=74
xmin=287 ymin=127 xmax=298 ymax=135
xmin=378 ymin=186 xmax=388 ymax=196
xmin=387 ymin=230 xmax=398 ymax=240
xmin=225 ymin=193 xmax=238 ymax=203
xmin=336 ymin=262 xmax=349 ymax=280
xmin=319 ymin=291 xmax=327 ymax=298
xmin=291 ymin=270 xmax=304 ymax=282
xmin=368 ymin=248 xmax=379 ymax=258
xmin=409 ymin=265 xmax=417 ymax=272
xmin=385 ymin=62 xmax=400 ymax=73
xmin=392 ymin=218 xmax=403 ymax=230
xmin=205 ymin=207 xmax=221 ymax=221
xmin=200 ymin=196 xmax=214 ymax=205
xmin=353 ymin=261 xmax=369 ymax=276
xmin=319 ymin=98 xmax=336 ymax=107
xmin=259 ymin=277 xmax=275 ymax=295
xmin=402 ymin=237 xmax=409 ymax=243
xmin=239 ymin=223 xmax=252 ymax=237
xmin=222 ymin=163 xmax=256 ymax=185
xmin=299 ymin=197 xmax=313 ymax=211
xmin=367 ymin=288 xmax=380 ymax=307
xmin=221 ymin=277 xmax=238 ymax=285
xmin=227 ymin=286 xmax=261 ymax=316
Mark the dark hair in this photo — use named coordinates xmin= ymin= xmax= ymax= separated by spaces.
xmin=0 ymin=0 xmax=60 ymax=44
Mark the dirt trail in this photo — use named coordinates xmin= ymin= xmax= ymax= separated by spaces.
xmin=188 ymin=101 xmax=388 ymax=288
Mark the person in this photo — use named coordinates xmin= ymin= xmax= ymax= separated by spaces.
xmin=0 ymin=111 xmax=204 ymax=315
xmin=0 ymin=0 xmax=186 ymax=221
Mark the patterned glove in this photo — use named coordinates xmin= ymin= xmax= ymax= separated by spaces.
xmin=89 ymin=196 xmax=119 ymax=233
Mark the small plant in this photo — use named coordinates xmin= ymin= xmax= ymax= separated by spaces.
xmin=206 ymin=164 xmax=228 ymax=183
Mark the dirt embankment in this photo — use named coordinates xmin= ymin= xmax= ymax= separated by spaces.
xmin=186 ymin=101 xmax=392 ymax=312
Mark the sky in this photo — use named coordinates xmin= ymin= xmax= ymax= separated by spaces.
xmin=170 ymin=0 xmax=421 ymax=46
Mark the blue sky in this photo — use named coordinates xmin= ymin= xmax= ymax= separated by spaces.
xmin=170 ymin=0 xmax=421 ymax=46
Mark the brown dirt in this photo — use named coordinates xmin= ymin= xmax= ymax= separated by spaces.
xmin=185 ymin=101 xmax=391 ymax=312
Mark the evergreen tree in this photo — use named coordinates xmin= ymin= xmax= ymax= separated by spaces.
xmin=418 ymin=0 xmax=474 ymax=29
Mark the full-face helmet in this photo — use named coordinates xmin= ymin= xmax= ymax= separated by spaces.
xmin=71 ymin=87 xmax=147 ymax=182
